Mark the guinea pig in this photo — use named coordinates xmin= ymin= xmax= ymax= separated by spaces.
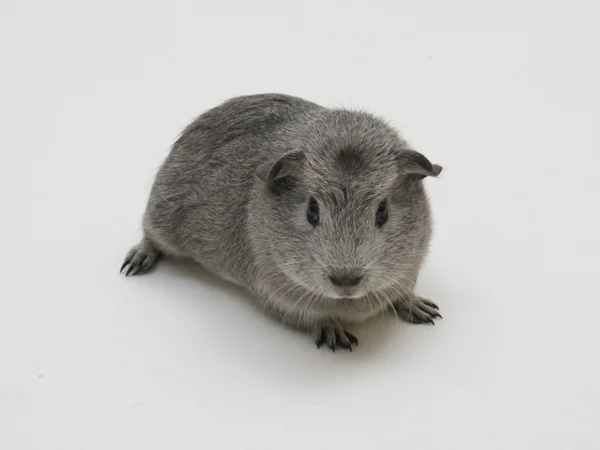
xmin=121 ymin=93 xmax=442 ymax=351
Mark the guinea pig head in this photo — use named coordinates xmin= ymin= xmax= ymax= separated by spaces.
xmin=256 ymin=120 xmax=441 ymax=300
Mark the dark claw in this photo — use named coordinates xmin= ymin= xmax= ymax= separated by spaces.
xmin=120 ymin=261 xmax=129 ymax=273
xmin=315 ymin=329 xmax=325 ymax=349
xmin=126 ymin=264 xmax=137 ymax=276
xmin=337 ymin=337 xmax=352 ymax=351
xmin=425 ymin=317 xmax=435 ymax=325
xmin=422 ymin=299 xmax=439 ymax=310
xmin=345 ymin=331 xmax=359 ymax=346
xmin=431 ymin=311 xmax=443 ymax=319
xmin=328 ymin=342 xmax=336 ymax=352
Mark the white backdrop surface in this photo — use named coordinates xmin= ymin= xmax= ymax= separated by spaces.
xmin=1 ymin=1 xmax=599 ymax=449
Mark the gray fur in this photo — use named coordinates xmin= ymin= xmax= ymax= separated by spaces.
xmin=121 ymin=94 xmax=443 ymax=351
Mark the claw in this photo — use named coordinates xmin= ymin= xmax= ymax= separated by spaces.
xmin=126 ymin=264 xmax=137 ymax=276
xmin=120 ymin=261 xmax=129 ymax=273
xmin=336 ymin=335 xmax=352 ymax=351
xmin=315 ymin=328 xmax=325 ymax=348
xmin=422 ymin=299 xmax=439 ymax=310
xmin=345 ymin=331 xmax=359 ymax=346
xmin=338 ymin=340 xmax=351 ymax=351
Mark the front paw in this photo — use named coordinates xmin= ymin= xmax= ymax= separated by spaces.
xmin=393 ymin=297 xmax=442 ymax=325
xmin=311 ymin=323 xmax=358 ymax=352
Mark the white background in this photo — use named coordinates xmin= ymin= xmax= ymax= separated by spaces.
xmin=1 ymin=1 xmax=599 ymax=449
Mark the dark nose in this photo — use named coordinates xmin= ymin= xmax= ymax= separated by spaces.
xmin=329 ymin=273 xmax=363 ymax=287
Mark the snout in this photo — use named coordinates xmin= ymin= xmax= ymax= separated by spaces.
xmin=327 ymin=268 xmax=365 ymax=298
xmin=329 ymin=273 xmax=363 ymax=287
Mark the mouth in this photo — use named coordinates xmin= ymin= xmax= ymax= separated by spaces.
xmin=328 ymin=285 xmax=365 ymax=299
xmin=282 ymin=263 xmax=368 ymax=299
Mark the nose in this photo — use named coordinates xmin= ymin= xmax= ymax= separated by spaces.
xmin=329 ymin=272 xmax=363 ymax=287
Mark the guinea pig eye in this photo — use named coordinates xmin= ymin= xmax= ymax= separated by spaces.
xmin=307 ymin=198 xmax=320 ymax=226
xmin=375 ymin=200 xmax=388 ymax=227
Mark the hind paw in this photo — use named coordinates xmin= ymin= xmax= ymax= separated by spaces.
xmin=120 ymin=240 xmax=161 ymax=276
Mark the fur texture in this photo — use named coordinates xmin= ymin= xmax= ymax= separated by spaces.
xmin=121 ymin=94 xmax=443 ymax=351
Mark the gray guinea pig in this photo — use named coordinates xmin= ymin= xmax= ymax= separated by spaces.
xmin=121 ymin=94 xmax=443 ymax=351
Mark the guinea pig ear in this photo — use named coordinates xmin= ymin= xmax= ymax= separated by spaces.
xmin=396 ymin=150 xmax=442 ymax=178
xmin=256 ymin=150 xmax=305 ymax=182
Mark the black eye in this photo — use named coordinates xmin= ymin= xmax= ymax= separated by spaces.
xmin=307 ymin=198 xmax=320 ymax=226
xmin=375 ymin=201 xmax=388 ymax=227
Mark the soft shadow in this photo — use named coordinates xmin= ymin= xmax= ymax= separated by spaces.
xmin=149 ymin=258 xmax=438 ymax=384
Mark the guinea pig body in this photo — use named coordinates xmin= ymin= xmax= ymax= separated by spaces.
xmin=121 ymin=94 xmax=442 ymax=351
